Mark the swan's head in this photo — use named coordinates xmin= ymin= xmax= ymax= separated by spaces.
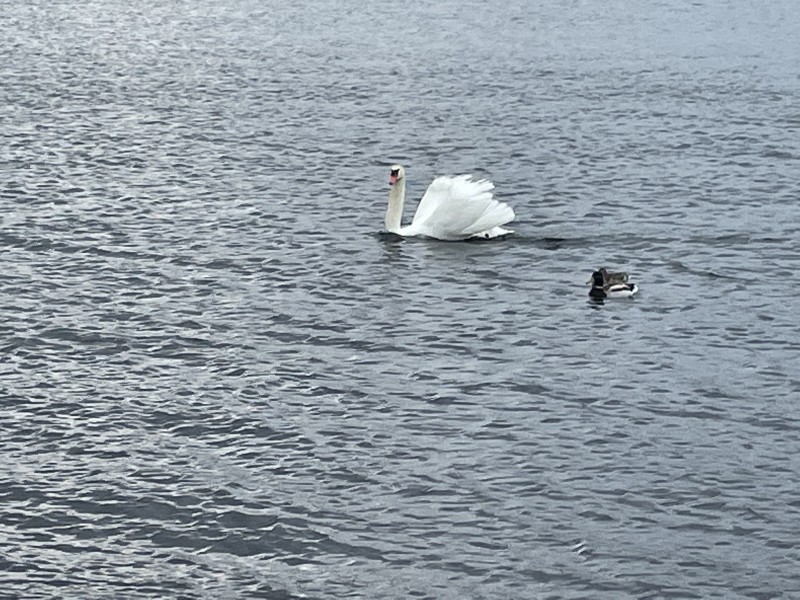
xmin=389 ymin=165 xmax=405 ymax=186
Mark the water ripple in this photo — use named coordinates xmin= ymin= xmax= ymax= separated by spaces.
xmin=2 ymin=0 xmax=800 ymax=598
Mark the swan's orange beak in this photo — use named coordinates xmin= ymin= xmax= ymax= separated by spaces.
xmin=389 ymin=173 xmax=398 ymax=186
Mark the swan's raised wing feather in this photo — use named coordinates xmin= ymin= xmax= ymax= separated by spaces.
xmin=460 ymin=198 xmax=516 ymax=237
xmin=409 ymin=175 xmax=514 ymax=240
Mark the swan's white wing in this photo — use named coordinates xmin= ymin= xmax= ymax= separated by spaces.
xmin=412 ymin=176 xmax=494 ymax=226
xmin=407 ymin=175 xmax=515 ymax=240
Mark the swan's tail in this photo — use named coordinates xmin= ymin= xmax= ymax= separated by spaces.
xmin=460 ymin=189 xmax=516 ymax=237
xmin=469 ymin=225 xmax=514 ymax=239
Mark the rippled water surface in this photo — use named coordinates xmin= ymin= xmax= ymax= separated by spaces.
xmin=2 ymin=1 xmax=800 ymax=598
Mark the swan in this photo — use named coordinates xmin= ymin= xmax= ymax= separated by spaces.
xmin=384 ymin=165 xmax=515 ymax=240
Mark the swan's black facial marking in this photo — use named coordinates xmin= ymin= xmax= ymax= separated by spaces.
xmin=390 ymin=168 xmax=399 ymax=177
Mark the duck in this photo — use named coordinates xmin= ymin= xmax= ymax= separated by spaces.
xmin=585 ymin=267 xmax=629 ymax=286
xmin=384 ymin=165 xmax=515 ymax=240
xmin=588 ymin=269 xmax=639 ymax=300
xmin=598 ymin=267 xmax=628 ymax=285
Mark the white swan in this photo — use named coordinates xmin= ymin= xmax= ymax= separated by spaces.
xmin=384 ymin=165 xmax=515 ymax=240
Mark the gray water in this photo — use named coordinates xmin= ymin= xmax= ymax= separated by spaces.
xmin=2 ymin=1 xmax=800 ymax=598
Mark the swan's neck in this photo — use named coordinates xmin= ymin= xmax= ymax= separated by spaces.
xmin=385 ymin=180 xmax=406 ymax=234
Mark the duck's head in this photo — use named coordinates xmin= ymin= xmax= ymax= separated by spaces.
xmin=587 ymin=268 xmax=605 ymax=285
xmin=389 ymin=165 xmax=405 ymax=186
xmin=589 ymin=270 xmax=605 ymax=287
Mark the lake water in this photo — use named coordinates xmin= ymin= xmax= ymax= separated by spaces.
xmin=2 ymin=1 xmax=799 ymax=598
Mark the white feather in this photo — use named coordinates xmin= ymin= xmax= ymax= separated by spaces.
xmin=385 ymin=168 xmax=515 ymax=241
xmin=605 ymin=283 xmax=639 ymax=298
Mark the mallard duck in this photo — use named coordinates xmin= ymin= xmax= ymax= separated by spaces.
xmin=599 ymin=267 xmax=628 ymax=285
xmin=585 ymin=267 xmax=628 ymax=286
xmin=588 ymin=269 xmax=638 ymax=299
